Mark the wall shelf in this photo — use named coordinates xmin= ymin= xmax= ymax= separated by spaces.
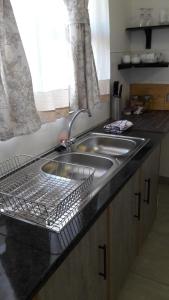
xmin=118 ymin=62 xmax=169 ymax=70
xmin=126 ymin=24 xmax=169 ymax=49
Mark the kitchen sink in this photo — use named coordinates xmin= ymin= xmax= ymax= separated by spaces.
xmin=73 ymin=132 xmax=147 ymax=157
xmin=0 ymin=132 xmax=149 ymax=233
xmin=48 ymin=152 xmax=118 ymax=180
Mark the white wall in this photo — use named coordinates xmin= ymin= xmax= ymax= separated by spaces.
xmin=109 ymin=0 xmax=131 ymax=107
xmin=129 ymin=0 xmax=169 ymax=84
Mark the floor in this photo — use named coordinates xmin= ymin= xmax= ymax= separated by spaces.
xmin=118 ymin=183 xmax=169 ymax=300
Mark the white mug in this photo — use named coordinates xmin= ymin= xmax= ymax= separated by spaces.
xmin=131 ymin=54 xmax=141 ymax=64
xmin=122 ymin=55 xmax=131 ymax=64
xmin=159 ymin=8 xmax=168 ymax=24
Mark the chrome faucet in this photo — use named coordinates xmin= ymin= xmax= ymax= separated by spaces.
xmin=61 ymin=109 xmax=91 ymax=149
xmin=68 ymin=109 xmax=91 ymax=140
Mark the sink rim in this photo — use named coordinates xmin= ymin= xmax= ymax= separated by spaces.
xmin=51 ymin=151 xmax=120 ymax=180
xmin=72 ymin=132 xmax=147 ymax=158
xmin=76 ymin=131 xmax=147 ymax=142
xmin=53 ymin=151 xmax=117 ymax=164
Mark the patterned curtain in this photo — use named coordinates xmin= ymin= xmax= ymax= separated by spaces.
xmin=0 ymin=0 xmax=41 ymax=141
xmin=63 ymin=0 xmax=100 ymax=113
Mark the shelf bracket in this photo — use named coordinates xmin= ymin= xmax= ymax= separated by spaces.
xmin=144 ymin=28 xmax=152 ymax=49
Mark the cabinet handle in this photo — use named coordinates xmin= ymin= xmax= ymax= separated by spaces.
xmin=98 ymin=244 xmax=107 ymax=280
xmin=134 ymin=192 xmax=141 ymax=221
xmin=144 ymin=178 xmax=151 ymax=204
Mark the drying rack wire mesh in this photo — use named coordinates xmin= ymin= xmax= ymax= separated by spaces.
xmin=0 ymin=155 xmax=94 ymax=232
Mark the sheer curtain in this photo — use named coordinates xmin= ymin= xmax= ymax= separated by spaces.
xmin=63 ymin=0 xmax=100 ymax=113
xmin=0 ymin=0 xmax=41 ymax=141
xmin=11 ymin=0 xmax=72 ymax=112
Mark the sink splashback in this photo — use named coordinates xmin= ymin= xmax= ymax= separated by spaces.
xmin=130 ymin=84 xmax=169 ymax=111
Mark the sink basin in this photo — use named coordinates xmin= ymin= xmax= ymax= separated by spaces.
xmin=40 ymin=152 xmax=119 ymax=231
xmin=73 ymin=133 xmax=137 ymax=157
xmin=49 ymin=153 xmax=118 ymax=180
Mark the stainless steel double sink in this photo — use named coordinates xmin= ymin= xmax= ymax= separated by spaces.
xmin=43 ymin=132 xmax=149 ymax=190
xmin=38 ymin=132 xmax=149 ymax=231
xmin=0 ymin=131 xmax=149 ymax=233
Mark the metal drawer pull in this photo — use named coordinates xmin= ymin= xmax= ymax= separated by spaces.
xmin=134 ymin=192 xmax=141 ymax=221
xmin=144 ymin=178 xmax=151 ymax=204
xmin=98 ymin=244 xmax=107 ymax=280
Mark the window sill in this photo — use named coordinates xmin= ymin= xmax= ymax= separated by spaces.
xmin=38 ymin=94 xmax=109 ymax=123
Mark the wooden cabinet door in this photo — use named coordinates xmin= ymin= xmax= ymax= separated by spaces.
xmin=140 ymin=145 xmax=161 ymax=243
xmin=108 ymin=170 xmax=140 ymax=300
xmin=38 ymin=210 xmax=108 ymax=300
xmin=160 ymin=132 xmax=169 ymax=177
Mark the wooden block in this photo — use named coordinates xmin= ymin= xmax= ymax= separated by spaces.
xmin=130 ymin=84 xmax=169 ymax=111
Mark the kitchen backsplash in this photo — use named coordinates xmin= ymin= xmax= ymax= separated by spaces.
xmin=0 ymin=101 xmax=110 ymax=162
xmin=130 ymin=84 xmax=169 ymax=110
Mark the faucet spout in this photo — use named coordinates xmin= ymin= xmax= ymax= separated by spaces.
xmin=68 ymin=109 xmax=91 ymax=140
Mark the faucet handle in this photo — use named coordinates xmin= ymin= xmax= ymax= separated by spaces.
xmin=60 ymin=139 xmax=68 ymax=149
xmin=59 ymin=137 xmax=76 ymax=150
xmin=69 ymin=137 xmax=76 ymax=145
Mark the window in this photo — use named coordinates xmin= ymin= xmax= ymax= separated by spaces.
xmin=89 ymin=0 xmax=110 ymax=95
xmin=11 ymin=0 xmax=110 ymax=114
xmin=11 ymin=0 xmax=72 ymax=112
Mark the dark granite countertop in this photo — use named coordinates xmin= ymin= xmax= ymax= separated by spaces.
xmin=123 ymin=110 xmax=169 ymax=133
xmin=0 ymin=112 xmax=168 ymax=300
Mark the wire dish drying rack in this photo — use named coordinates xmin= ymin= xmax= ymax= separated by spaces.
xmin=0 ymin=155 xmax=94 ymax=232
